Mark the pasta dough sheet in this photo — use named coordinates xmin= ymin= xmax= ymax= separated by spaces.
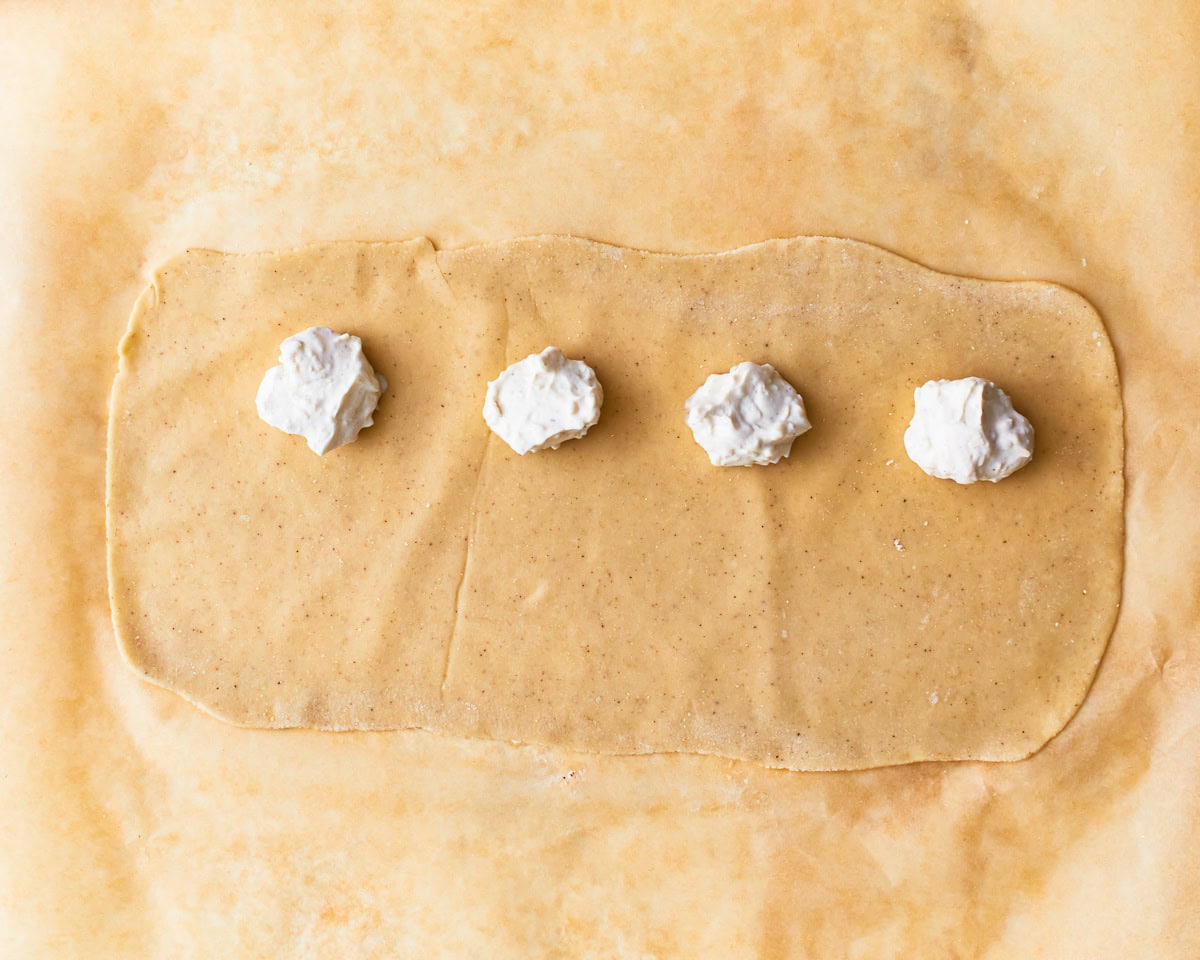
xmin=107 ymin=235 xmax=1123 ymax=770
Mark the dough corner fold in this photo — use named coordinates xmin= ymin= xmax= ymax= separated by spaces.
xmin=105 ymin=235 xmax=1124 ymax=771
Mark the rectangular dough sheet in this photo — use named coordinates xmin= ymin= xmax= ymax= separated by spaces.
xmin=107 ymin=235 xmax=1123 ymax=770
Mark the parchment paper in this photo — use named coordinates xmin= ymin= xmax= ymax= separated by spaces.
xmin=1 ymin=1 xmax=1197 ymax=956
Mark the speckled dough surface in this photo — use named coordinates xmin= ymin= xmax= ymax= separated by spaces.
xmin=108 ymin=236 xmax=1122 ymax=770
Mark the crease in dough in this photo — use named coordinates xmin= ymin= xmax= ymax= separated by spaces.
xmin=441 ymin=431 xmax=494 ymax=694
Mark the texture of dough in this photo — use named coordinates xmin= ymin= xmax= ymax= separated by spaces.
xmin=107 ymin=235 xmax=1123 ymax=770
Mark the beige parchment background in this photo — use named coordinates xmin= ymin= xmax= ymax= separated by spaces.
xmin=0 ymin=1 xmax=1197 ymax=957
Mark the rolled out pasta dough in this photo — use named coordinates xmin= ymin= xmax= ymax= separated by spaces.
xmin=106 ymin=235 xmax=1123 ymax=770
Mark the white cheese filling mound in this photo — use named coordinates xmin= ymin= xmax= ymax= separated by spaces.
xmin=483 ymin=346 xmax=603 ymax=454
xmin=684 ymin=361 xmax=812 ymax=467
xmin=903 ymin=376 xmax=1034 ymax=484
xmin=256 ymin=326 xmax=387 ymax=455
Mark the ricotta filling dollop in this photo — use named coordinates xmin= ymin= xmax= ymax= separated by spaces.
xmin=684 ymin=361 xmax=812 ymax=466
xmin=903 ymin=376 xmax=1034 ymax=483
xmin=483 ymin=346 xmax=603 ymax=454
xmin=256 ymin=326 xmax=387 ymax=455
